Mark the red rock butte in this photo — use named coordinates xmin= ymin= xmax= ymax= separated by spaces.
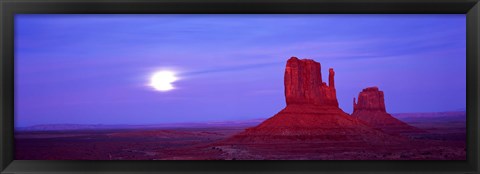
xmin=353 ymin=87 xmax=386 ymax=112
xmin=224 ymin=57 xmax=406 ymax=145
xmin=352 ymin=87 xmax=423 ymax=134
xmin=284 ymin=57 xmax=338 ymax=107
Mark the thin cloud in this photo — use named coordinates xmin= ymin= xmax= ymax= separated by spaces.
xmin=181 ymin=61 xmax=284 ymax=76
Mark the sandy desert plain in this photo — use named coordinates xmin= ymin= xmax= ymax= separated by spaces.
xmin=14 ymin=110 xmax=466 ymax=160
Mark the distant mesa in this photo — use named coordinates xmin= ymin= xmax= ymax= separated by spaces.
xmin=352 ymin=87 xmax=424 ymax=134
xmin=353 ymin=87 xmax=386 ymax=112
xmin=223 ymin=57 xmax=406 ymax=145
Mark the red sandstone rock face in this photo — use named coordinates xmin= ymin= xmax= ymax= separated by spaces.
xmin=224 ymin=57 xmax=407 ymax=145
xmin=352 ymin=87 xmax=423 ymax=134
xmin=284 ymin=57 xmax=338 ymax=107
xmin=353 ymin=87 xmax=386 ymax=112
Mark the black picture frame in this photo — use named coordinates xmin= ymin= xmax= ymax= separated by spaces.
xmin=1 ymin=0 xmax=479 ymax=173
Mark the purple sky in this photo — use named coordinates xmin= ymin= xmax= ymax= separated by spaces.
xmin=15 ymin=14 xmax=466 ymax=127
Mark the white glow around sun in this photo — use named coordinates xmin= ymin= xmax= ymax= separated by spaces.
xmin=150 ymin=71 xmax=178 ymax=91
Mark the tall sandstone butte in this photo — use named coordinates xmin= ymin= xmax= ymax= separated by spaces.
xmin=224 ymin=57 xmax=405 ymax=144
xmin=352 ymin=87 xmax=423 ymax=134
xmin=284 ymin=57 xmax=338 ymax=107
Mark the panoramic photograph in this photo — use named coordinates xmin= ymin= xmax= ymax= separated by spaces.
xmin=14 ymin=14 xmax=466 ymax=160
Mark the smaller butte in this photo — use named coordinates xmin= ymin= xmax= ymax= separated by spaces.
xmin=352 ymin=87 xmax=424 ymax=134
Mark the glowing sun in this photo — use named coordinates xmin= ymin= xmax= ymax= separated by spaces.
xmin=150 ymin=71 xmax=178 ymax=91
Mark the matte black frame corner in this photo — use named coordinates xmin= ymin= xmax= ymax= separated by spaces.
xmin=1 ymin=0 xmax=479 ymax=174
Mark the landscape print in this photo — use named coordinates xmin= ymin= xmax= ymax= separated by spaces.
xmin=15 ymin=14 xmax=466 ymax=160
